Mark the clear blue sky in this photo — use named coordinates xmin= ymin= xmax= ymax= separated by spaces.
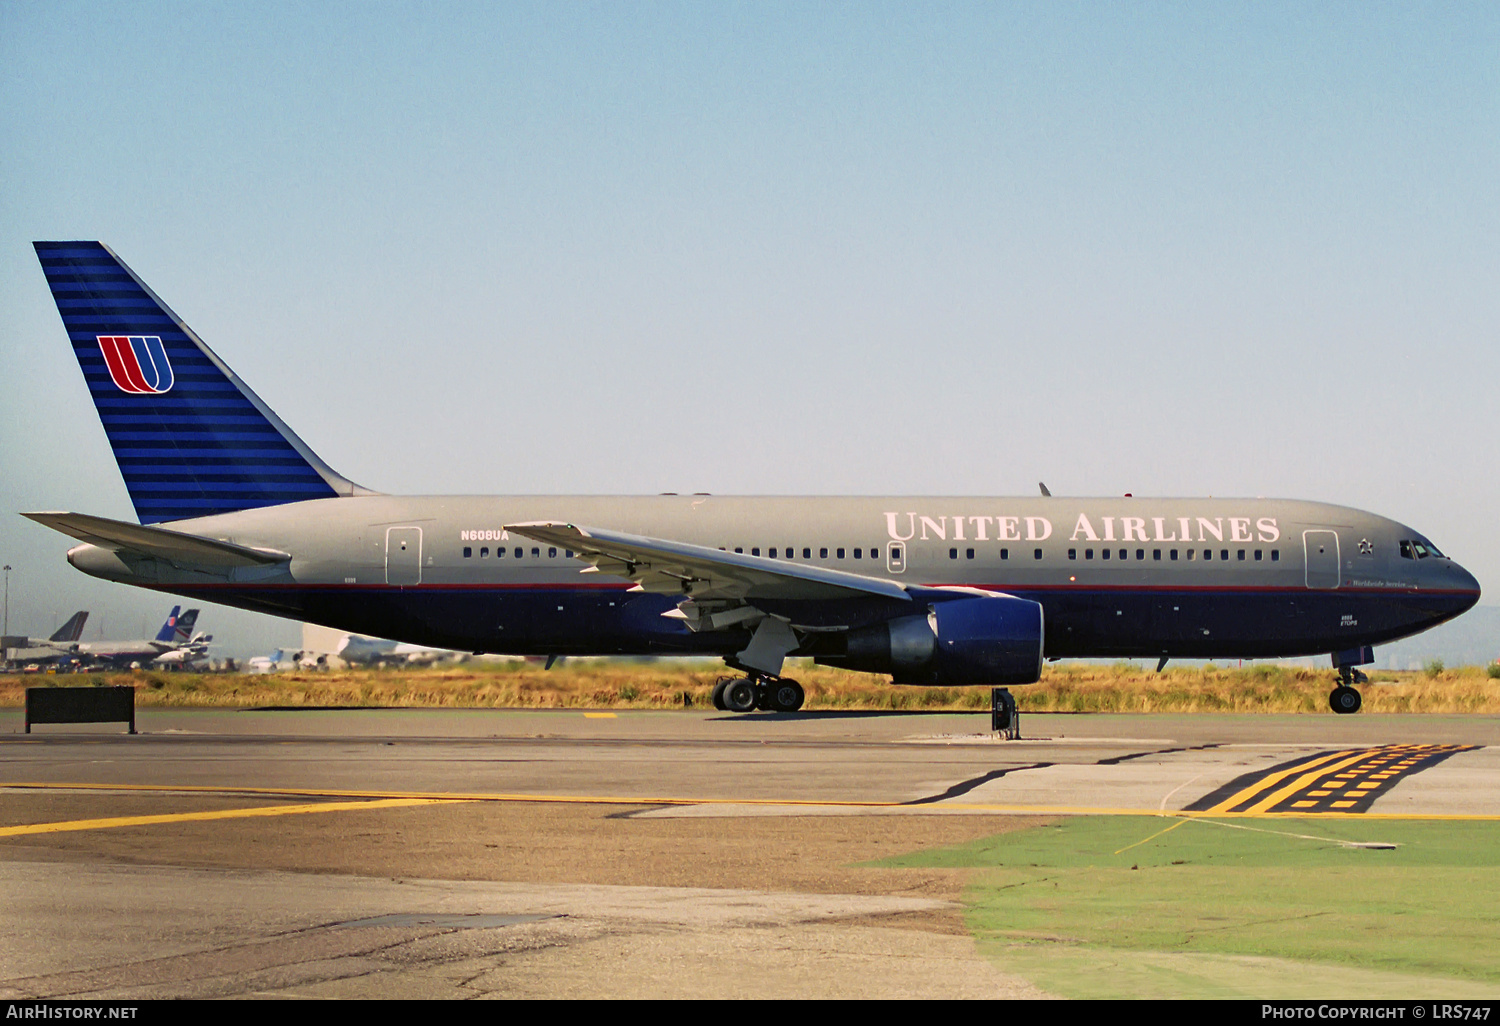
xmin=2 ymin=2 xmax=1496 ymax=658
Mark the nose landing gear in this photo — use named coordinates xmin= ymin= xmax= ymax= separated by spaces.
xmin=711 ymin=674 xmax=805 ymax=713
xmin=1329 ymin=684 xmax=1362 ymax=714
xmin=1329 ymin=664 xmax=1368 ymax=714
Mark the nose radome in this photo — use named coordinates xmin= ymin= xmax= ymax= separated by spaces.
xmin=1453 ymin=562 xmax=1482 ymax=607
xmin=1437 ymin=558 xmax=1483 ymax=615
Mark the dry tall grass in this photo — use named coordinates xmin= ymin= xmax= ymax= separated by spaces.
xmin=3 ymin=660 xmax=1497 ymax=714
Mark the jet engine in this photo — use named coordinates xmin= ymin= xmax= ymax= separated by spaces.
xmin=819 ymin=594 xmax=1044 ymax=686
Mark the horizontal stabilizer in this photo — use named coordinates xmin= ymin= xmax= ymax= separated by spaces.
xmin=23 ymin=511 xmax=290 ymax=568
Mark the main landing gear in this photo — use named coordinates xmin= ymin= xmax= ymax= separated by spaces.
xmin=711 ymin=674 xmax=805 ymax=714
xmin=991 ymin=687 xmax=1020 ymax=740
xmin=1329 ymin=665 xmax=1368 ymax=715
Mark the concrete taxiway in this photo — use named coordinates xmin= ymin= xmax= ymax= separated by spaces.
xmin=2 ymin=707 xmax=1497 ymax=998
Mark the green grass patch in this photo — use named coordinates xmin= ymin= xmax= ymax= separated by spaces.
xmin=876 ymin=816 xmax=1500 ymax=998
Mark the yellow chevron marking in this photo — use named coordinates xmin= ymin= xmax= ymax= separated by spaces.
xmin=1200 ymin=749 xmax=1361 ymax=815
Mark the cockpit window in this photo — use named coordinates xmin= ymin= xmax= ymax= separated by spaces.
xmin=1402 ymin=539 xmax=1445 ymax=559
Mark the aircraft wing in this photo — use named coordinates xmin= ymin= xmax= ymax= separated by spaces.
xmin=23 ymin=512 xmax=290 ymax=568
xmin=504 ymin=521 xmax=912 ymax=604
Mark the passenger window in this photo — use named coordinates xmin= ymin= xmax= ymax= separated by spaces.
xmin=515 ymin=547 xmax=523 ymax=558
xmin=854 ymin=548 xmax=862 ymax=559
xmin=770 ymin=548 xmax=778 ymax=558
xmin=1102 ymin=549 xmax=1110 ymax=560
xmin=548 ymin=547 xmax=557 ymax=558
xmin=949 ymin=548 xmax=958 ymax=560
xmin=735 ymin=547 xmax=743 ymax=553
xmin=1221 ymin=550 xmax=1229 ymax=561
xmin=566 ymin=550 xmax=573 ymax=558
xmin=531 ymin=547 xmax=539 ymax=558
xmin=1271 ymin=550 xmax=1280 ymax=561
xmin=966 ymin=548 xmax=975 ymax=559
xmin=1255 ymin=550 xmax=1262 ymax=561
xmin=1033 ymin=548 xmax=1043 ymax=560
xmin=803 ymin=548 xmax=811 ymax=558
xmin=1237 ymin=550 xmax=1245 ymax=560
xmin=1203 ymin=549 xmax=1211 ymax=561
xmin=1000 ymin=548 xmax=1008 ymax=560
xmin=1120 ymin=549 xmax=1128 ymax=560
xmin=1136 ymin=549 xmax=1144 ymax=561
xmin=1188 ymin=549 xmax=1196 ymax=560
xmin=1170 ymin=550 xmax=1178 ymax=561
xmin=480 ymin=547 xmax=489 ymax=557
xmin=463 ymin=547 xmax=472 ymax=558
xmin=837 ymin=548 xmax=845 ymax=559
xmin=1153 ymin=549 xmax=1161 ymax=560
xmin=1086 ymin=549 xmax=1094 ymax=559
xmin=1068 ymin=549 xmax=1077 ymax=560
xmin=752 ymin=547 xmax=760 ymax=556
xmin=820 ymin=547 xmax=828 ymax=559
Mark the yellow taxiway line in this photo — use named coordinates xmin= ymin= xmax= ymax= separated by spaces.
xmin=2 ymin=782 xmax=1498 ymax=829
xmin=0 ymin=797 xmax=454 ymax=838
xmin=3 ymin=780 xmax=889 ymax=807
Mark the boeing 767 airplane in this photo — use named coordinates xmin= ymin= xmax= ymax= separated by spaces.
xmin=25 ymin=242 xmax=1480 ymax=714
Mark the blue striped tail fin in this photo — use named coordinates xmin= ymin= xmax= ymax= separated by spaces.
xmin=153 ymin=607 xmax=183 ymax=643
xmin=33 ymin=242 xmax=367 ymax=524
xmin=152 ymin=606 xmax=199 ymax=643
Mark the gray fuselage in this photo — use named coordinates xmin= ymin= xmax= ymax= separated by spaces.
xmin=64 ymin=494 xmax=1480 ymax=666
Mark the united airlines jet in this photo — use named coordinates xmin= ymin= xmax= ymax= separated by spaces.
xmin=26 ymin=243 xmax=1480 ymax=714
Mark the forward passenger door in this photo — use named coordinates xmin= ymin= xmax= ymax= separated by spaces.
xmin=1303 ymin=530 xmax=1340 ymax=590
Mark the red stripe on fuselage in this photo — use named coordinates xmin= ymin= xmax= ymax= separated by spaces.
xmin=144 ymin=580 xmax=1477 ymax=598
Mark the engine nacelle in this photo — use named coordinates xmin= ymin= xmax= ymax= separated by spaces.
xmin=824 ymin=594 xmax=1044 ymax=686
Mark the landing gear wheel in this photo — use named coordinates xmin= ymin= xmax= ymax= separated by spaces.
xmin=711 ymin=677 xmax=730 ymax=711
xmin=723 ymin=677 xmax=758 ymax=713
xmin=1329 ymin=685 xmax=1362 ymax=715
xmin=770 ymin=679 xmax=805 ymax=713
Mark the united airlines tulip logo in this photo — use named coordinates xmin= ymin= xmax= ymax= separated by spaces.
xmin=98 ymin=335 xmax=174 ymax=394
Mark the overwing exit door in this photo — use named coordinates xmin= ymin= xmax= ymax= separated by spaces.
xmin=886 ymin=541 xmax=906 ymax=573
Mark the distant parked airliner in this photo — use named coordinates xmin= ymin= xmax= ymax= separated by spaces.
xmin=25 ymin=242 xmax=1479 ymax=714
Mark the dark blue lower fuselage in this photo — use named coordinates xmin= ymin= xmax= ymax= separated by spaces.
xmin=157 ymin=580 xmax=1477 ymax=665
